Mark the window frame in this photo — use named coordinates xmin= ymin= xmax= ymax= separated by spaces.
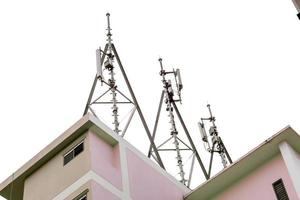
xmin=63 ymin=140 xmax=84 ymax=166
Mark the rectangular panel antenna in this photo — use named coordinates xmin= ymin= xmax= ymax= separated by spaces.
xmin=176 ymin=69 xmax=183 ymax=91
xmin=96 ymin=48 xmax=102 ymax=79
xmin=198 ymin=122 xmax=208 ymax=142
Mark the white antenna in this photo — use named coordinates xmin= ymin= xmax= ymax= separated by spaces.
xmin=175 ymin=69 xmax=183 ymax=91
xmin=96 ymin=47 xmax=102 ymax=79
xmin=199 ymin=104 xmax=232 ymax=178
xmin=198 ymin=122 xmax=208 ymax=142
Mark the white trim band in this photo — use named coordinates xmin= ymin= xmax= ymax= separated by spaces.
xmin=52 ymin=170 xmax=130 ymax=200
xmin=279 ymin=142 xmax=300 ymax=199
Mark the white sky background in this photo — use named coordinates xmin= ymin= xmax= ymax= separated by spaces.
xmin=0 ymin=0 xmax=300 ymax=197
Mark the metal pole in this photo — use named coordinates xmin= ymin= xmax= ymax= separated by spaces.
xmin=208 ymin=143 xmax=215 ymax=178
xmin=220 ymin=137 xmax=233 ymax=164
xmin=111 ymin=43 xmax=165 ymax=169
xmin=187 ymin=153 xmax=196 ymax=188
xmin=172 ymin=101 xmax=209 ymax=180
xmin=121 ymin=107 xmax=136 ymax=137
xmin=147 ymin=90 xmax=164 ymax=157
xmin=83 ymin=44 xmax=108 ymax=115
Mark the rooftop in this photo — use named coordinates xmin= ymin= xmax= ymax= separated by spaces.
xmin=185 ymin=125 xmax=300 ymax=200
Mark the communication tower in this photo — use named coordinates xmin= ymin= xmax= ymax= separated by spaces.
xmin=83 ymin=13 xmax=165 ymax=169
xmin=147 ymin=58 xmax=209 ymax=186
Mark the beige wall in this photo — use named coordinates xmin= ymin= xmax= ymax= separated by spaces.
xmin=23 ymin=133 xmax=91 ymax=200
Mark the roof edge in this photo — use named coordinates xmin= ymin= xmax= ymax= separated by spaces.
xmin=185 ymin=125 xmax=300 ymax=200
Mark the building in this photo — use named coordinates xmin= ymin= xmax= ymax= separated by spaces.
xmin=185 ymin=126 xmax=300 ymax=200
xmin=0 ymin=114 xmax=300 ymax=200
xmin=0 ymin=114 xmax=189 ymax=200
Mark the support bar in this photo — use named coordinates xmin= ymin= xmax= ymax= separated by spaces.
xmin=172 ymin=101 xmax=209 ymax=180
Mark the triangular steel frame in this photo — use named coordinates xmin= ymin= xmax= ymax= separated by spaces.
xmin=83 ymin=43 xmax=165 ymax=169
xmin=147 ymin=60 xmax=210 ymax=186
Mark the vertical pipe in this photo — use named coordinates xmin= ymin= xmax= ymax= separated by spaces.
xmin=220 ymin=137 xmax=233 ymax=164
xmin=208 ymin=143 xmax=215 ymax=178
xmin=112 ymin=44 xmax=165 ymax=169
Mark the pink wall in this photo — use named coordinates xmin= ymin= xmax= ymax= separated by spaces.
xmin=90 ymin=180 xmax=121 ymax=200
xmin=88 ymin=131 xmax=122 ymax=190
xmin=214 ymin=155 xmax=298 ymax=200
xmin=126 ymin=149 xmax=186 ymax=200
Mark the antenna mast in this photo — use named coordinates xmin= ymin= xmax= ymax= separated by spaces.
xmin=105 ymin=13 xmax=120 ymax=134
xmin=198 ymin=104 xmax=232 ymax=178
xmin=160 ymin=58 xmax=185 ymax=183
xmin=83 ymin=13 xmax=165 ymax=169
xmin=148 ymin=58 xmax=208 ymax=186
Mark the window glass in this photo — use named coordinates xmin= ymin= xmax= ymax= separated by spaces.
xmin=74 ymin=142 xmax=84 ymax=157
xmin=78 ymin=194 xmax=87 ymax=200
xmin=63 ymin=151 xmax=74 ymax=165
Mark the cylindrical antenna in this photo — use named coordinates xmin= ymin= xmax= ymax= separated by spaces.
xmin=106 ymin=13 xmax=112 ymax=38
xmin=106 ymin=13 xmax=113 ymax=54
xmin=207 ymin=104 xmax=216 ymax=127
xmin=159 ymin=58 xmax=164 ymax=71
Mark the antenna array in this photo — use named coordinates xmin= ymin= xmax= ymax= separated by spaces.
xmin=83 ymin=13 xmax=234 ymax=187
xmin=147 ymin=58 xmax=208 ymax=186
xmin=198 ymin=104 xmax=232 ymax=178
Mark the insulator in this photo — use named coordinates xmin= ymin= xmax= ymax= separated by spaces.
xmin=209 ymin=126 xmax=217 ymax=136
xmin=212 ymin=135 xmax=219 ymax=145
xmin=167 ymin=80 xmax=174 ymax=95
xmin=104 ymin=58 xmax=113 ymax=70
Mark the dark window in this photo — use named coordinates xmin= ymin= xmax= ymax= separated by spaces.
xmin=63 ymin=141 xmax=84 ymax=166
xmin=73 ymin=193 xmax=87 ymax=200
xmin=74 ymin=142 xmax=84 ymax=157
xmin=72 ymin=189 xmax=88 ymax=200
xmin=273 ymin=179 xmax=289 ymax=200
xmin=78 ymin=194 xmax=87 ymax=200
xmin=63 ymin=151 xmax=74 ymax=165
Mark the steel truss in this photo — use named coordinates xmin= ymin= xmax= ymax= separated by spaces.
xmin=83 ymin=13 xmax=165 ymax=169
xmin=147 ymin=59 xmax=209 ymax=187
